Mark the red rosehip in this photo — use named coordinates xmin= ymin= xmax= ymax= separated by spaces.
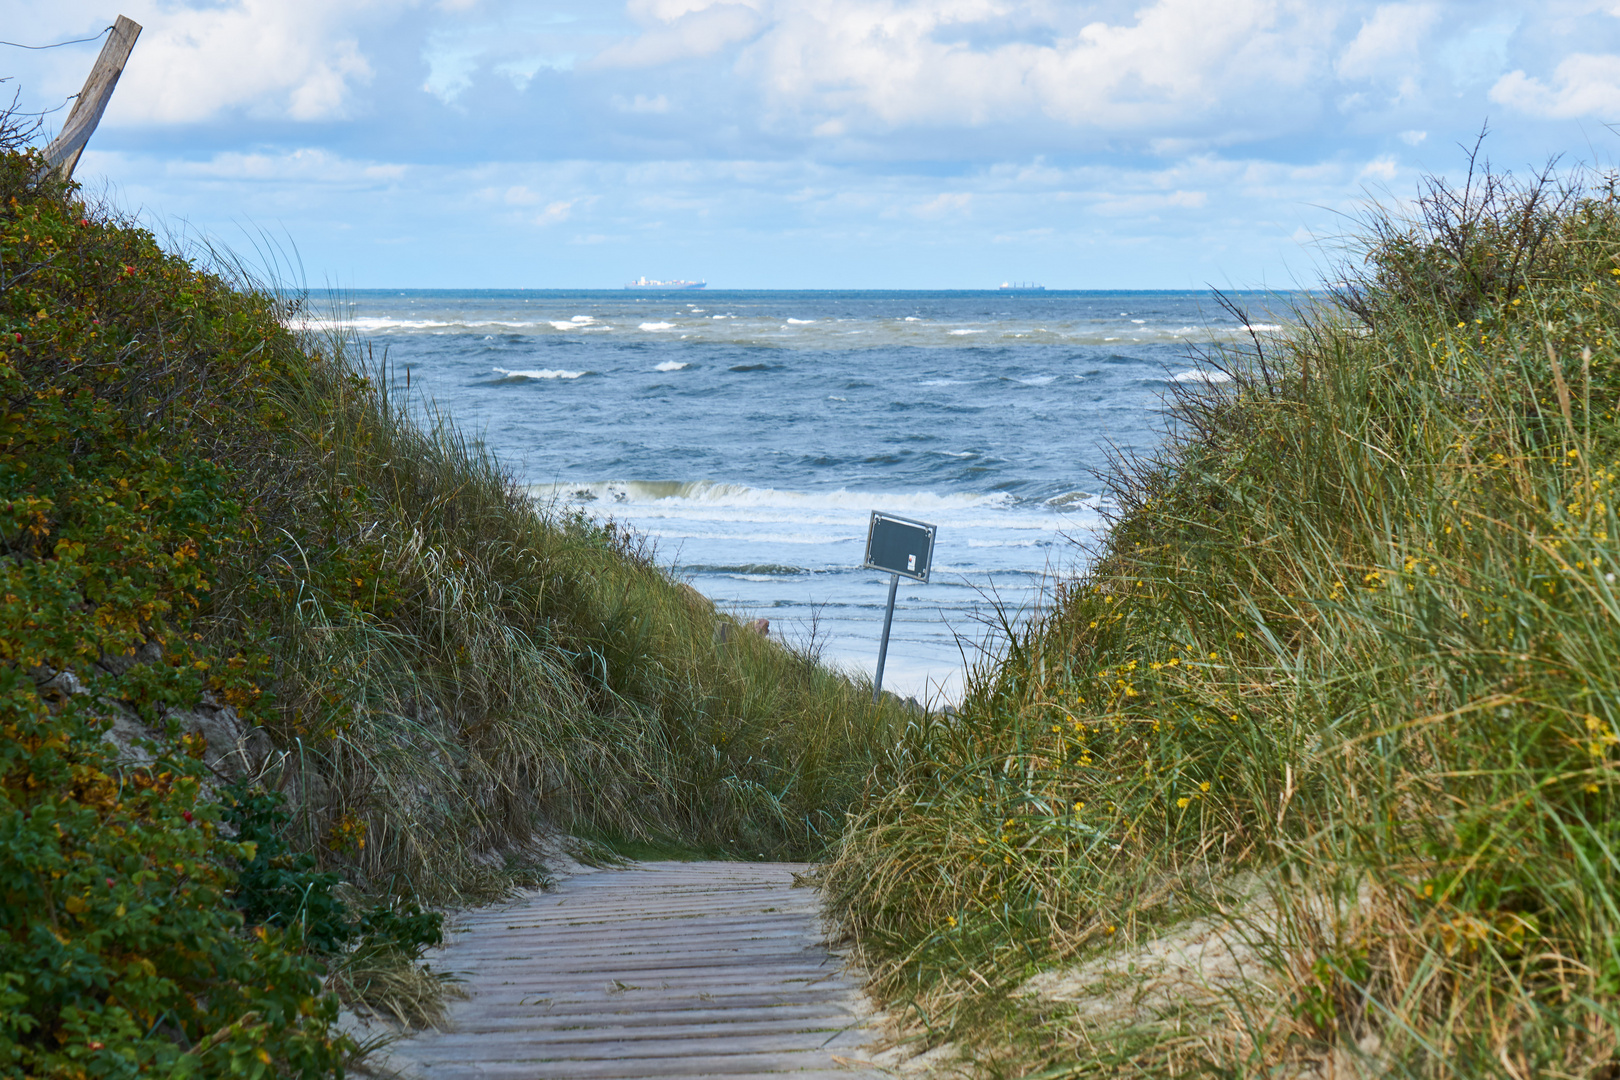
xmin=182 ymin=810 xmax=193 ymax=823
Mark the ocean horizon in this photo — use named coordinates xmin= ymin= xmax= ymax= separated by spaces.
xmin=330 ymin=288 xmax=1298 ymax=703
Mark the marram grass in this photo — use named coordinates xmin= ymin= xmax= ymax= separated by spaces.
xmin=824 ymin=159 xmax=1620 ymax=1076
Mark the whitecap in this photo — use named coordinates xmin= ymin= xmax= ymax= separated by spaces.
xmin=1131 ymin=319 xmax=1146 ymax=324
xmin=548 ymin=321 xmax=579 ymax=330
xmin=786 ymin=318 xmax=815 ymax=324
xmin=530 ymin=480 xmax=1016 ymax=515
xmin=1016 ymin=375 xmax=1056 ymax=386
xmin=570 ymin=315 xmax=595 ymax=323
xmin=711 ymin=315 xmax=726 ymax=319
xmin=494 ymin=367 xmax=586 ymax=380
xmin=344 ymin=317 xmax=452 ymax=331
xmin=1168 ymin=369 xmax=1233 ymax=384
xmin=948 ymin=329 xmax=982 ymax=336
xmin=639 ymin=321 xmax=676 ymax=331
xmin=1243 ymin=323 xmax=1283 ymax=332
xmin=904 ymin=316 xmax=922 ymax=322
xmin=655 ymin=361 xmax=689 ymax=372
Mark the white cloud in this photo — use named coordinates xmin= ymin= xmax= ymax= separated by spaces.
xmin=535 ymin=199 xmax=575 ymax=224
xmin=105 ymin=0 xmax=392 ymax=124
xmin=718 ymin=0 xmax=1339 ymax=136
xmin=593 ymin=2 xmax=766 ymax=68
xmin=910 ymin=192 xmax=972 ymax=219
xmin=165 ymin=148 xmax=406 ymax=184
xmin=611 ymin=93 xmax=672 ymax=112
xmin=1398 ymin=129 xmax=1427 ymax=144
xmin=1491 ymin=53 xmax=1620 ymax=118
xmin=1336 ymin=4 xmax=1440 ymax=81
xmin=1358 ymin=155 xmax=1398 ymax=180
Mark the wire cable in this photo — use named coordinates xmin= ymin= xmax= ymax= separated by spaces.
xmin=13 ymin=94 xmax=79 ymax=118
xmin=0 ymin=27 xmax=112 ymax=50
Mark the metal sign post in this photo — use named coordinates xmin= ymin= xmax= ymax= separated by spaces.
xmin=862 ymin=512 xmax=937 ymax=704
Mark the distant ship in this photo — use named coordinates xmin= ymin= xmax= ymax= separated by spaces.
xmin=625 ymin=277 xmax=706 ymax=289
xmin=998 ymin=281 xmax=1046 ymax=293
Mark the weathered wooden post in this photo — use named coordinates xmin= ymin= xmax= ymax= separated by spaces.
xmin=39 ymin=15 xmax=142 ymax=181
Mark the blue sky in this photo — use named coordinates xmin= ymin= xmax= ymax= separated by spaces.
xmin=3 ymin=1 xmax=1618 ymax=288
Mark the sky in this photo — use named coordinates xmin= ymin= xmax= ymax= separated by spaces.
xmin=2 ymin=1 xmax=1619 ymax=288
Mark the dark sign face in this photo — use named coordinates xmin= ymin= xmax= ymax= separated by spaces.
xmin=863 ymin=512 xmax=937 ymax=582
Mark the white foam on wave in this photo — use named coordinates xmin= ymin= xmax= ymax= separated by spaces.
xmin=1243 ymin=323 xmax=1283 ymax=332
xmin=948 ymin=329 xmax=982 ymax=336
xmin=1132 ymin=319 xmax=1146 ymax=324
xmin=1016 ymin=375 xmax=1056 ymax=386
xmin=904 ymin=316 xmax=922 ymax=322
xmin=655 ymin=361 xmax=689 ymax=372
xmin=494 ymin=367 xmax=586 ymax=380
xmin=786 ymin=318 xmax=815 ymax=324
xmin=639 ymin=321 xmax=676 ymax=331
xmin=571 ymin=315 xmax=596 ymax=323
xmin=320 ymin=316 xmax=552 ymax=332
xmin=532 ymin=480 xmax=1020 ymax=516
xmin=1168 ymin=368 xmax=1233 ymax=384
xmin=344 ymin=316 xmax=453 ymax=331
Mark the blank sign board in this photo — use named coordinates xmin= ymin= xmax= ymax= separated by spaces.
xmin=864 ymin=512 xmax=937 ymax=583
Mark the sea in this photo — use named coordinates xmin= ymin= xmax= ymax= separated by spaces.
xmin=334 ymin=289 xmax=1289 ymax=705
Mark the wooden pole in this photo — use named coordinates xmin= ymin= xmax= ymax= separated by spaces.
xmin=39 ymin=16 xmax=142 ymax=181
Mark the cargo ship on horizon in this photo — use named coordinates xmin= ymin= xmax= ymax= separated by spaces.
xmin=625 ymin=276 xmax=707 ymax=290
xmin=998 ymin=281 xmax=1045 ymax=293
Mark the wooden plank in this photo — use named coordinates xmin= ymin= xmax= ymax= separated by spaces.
xmin=40 ymin=16 xmax=141 ymax=180
xmin=429 ymin=991 xmax=864 ymax=1019
xmin=410 ymin=1023 xmax=872 ymax=1051
xmin=426 ymin=1008 xmax=862 ymax=1033
xmin=418 ymin=1052 xmax=868 ymax=1079
xmin=384 ymin=861 xmax=882 ymax=1078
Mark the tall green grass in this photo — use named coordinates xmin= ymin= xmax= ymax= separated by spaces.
xmin=826 ymin=157 xmax=1620 ymax=1076
xmin=203 ymin=288 xmax=905 ymax=905
xmin=1 ymin=121 xmax=904 ymax=1051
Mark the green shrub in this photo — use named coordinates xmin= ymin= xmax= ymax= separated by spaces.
xmin=0 ymin=688 xmax=348 ymax=1078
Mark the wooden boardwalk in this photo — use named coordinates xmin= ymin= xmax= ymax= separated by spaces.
xmin=382 ymin=861 xmax=883 ymax=1079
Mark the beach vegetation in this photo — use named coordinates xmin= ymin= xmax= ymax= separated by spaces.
xmin=824 ymin=151 xmax=1620 ymax=1076
xmin=0 ymin=104 xmax=900 ymax=1076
